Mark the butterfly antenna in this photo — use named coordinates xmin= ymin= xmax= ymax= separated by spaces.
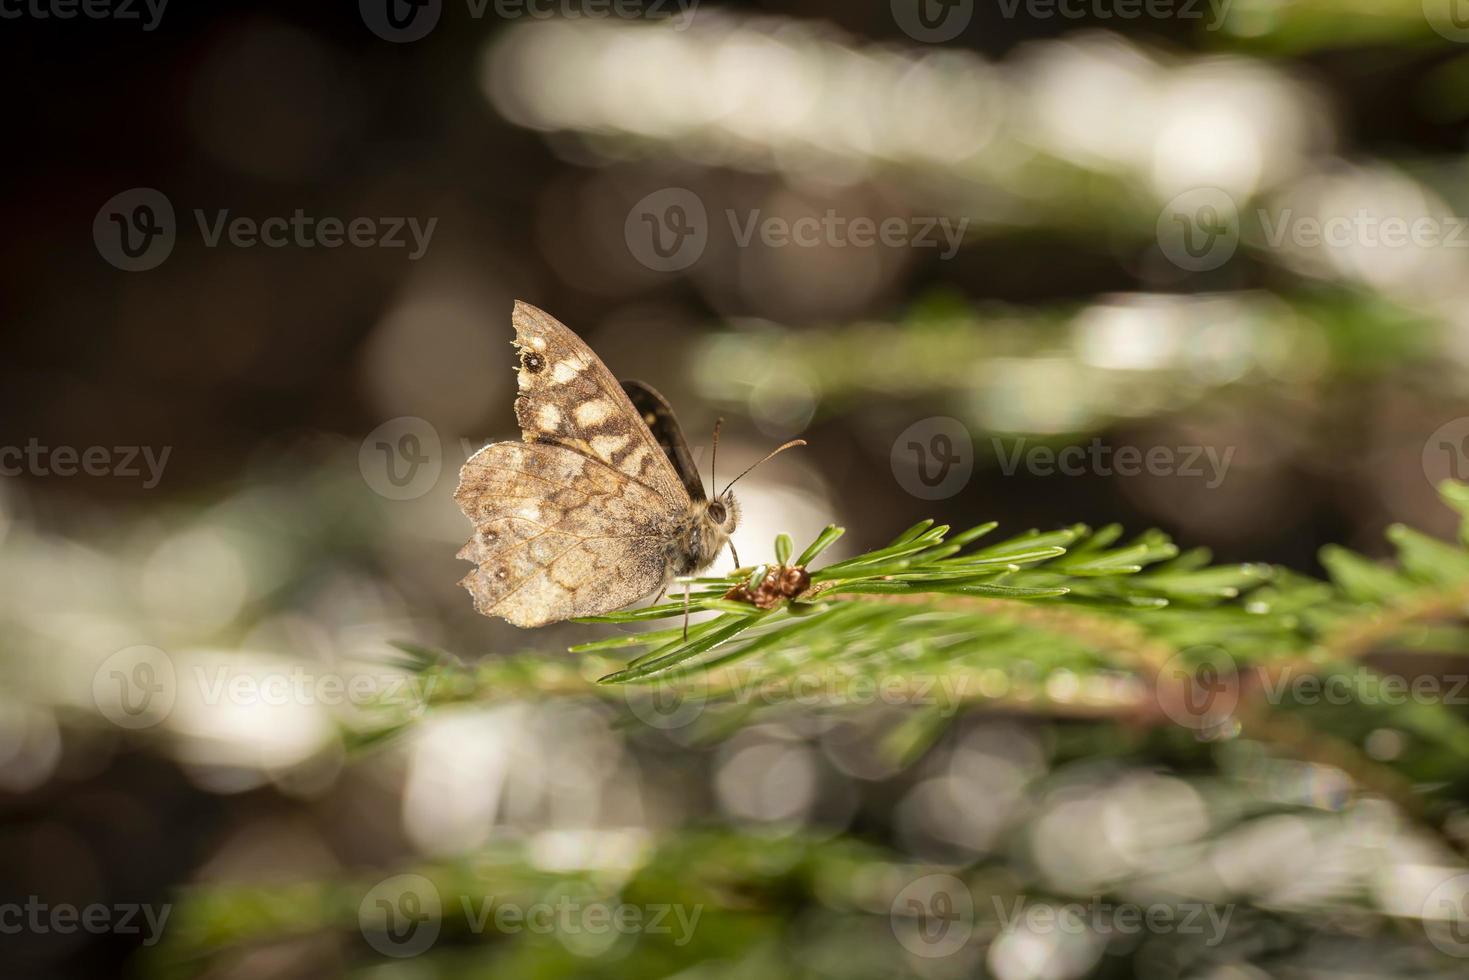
xmin=709 ymin=418 xmax=723 ymax=496
xmin=720 ymin=439 xmax=808 ymax=498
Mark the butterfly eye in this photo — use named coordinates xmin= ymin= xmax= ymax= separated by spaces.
xmin=707 ymin=501 xmax=727 ymax=523
xmin=522 ymin=352 xmax=545 ymax=373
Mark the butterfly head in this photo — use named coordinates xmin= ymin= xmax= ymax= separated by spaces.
xmin=694 ymin=426 xmax=807 ymax=572
xmin=703 ymin=493 xmax=740 ymax=535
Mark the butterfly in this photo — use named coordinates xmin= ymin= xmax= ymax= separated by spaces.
xmin=455 ymin=301 xmax=805 ymax=628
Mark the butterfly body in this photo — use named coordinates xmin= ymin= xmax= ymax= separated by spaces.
xmin=454 ymin=302 xmax=740 ymax=628
xmin=667 ymin=496 xmax=740 ymax=577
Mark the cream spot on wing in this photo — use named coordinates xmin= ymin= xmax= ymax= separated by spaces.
xmin=552 ymin=361 xmax=580 ymax=383
xmin=620 ymin=446 xmax=648 ymax=473
xmin=538 ymin=404 xmax=562 ymax=428
xmin=515 ymin=502 xmax=542 ymax=522
xmin=591 ymin=434 xmax=629 ymax=457
xmin=528 ymin=335 xmax=547 ymax=351
xmin=575 ymin=399 xmax=612 ymax=426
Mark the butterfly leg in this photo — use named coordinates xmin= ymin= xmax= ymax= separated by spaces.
xmin=729 ymin=540 xmax=741 ymax=570
xmin=682 ymin=581 xmax=691 ymax=642
xmin=651 ymin=585 xmax=668 ymax=606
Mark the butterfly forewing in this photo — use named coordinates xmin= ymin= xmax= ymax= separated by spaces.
xmin=509 ymin=301 xmax=688 ymax=508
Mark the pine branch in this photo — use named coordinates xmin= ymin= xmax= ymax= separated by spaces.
xmin=366 ymin=482 xmax=1469 ymax=721
xmin=349 ymin=483 xmax=1469 ymax=814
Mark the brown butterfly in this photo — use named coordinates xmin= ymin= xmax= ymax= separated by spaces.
xmin=455 ymin=301 xmax=804 ymax=627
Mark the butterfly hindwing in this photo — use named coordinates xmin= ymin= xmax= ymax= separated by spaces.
xmin=510 ymin=302 xmax=688 ymax=508
xmin=622 ymin=379 xmax=706 ymax=504
xmin=454 ymin=441 xmax=672 ymax=627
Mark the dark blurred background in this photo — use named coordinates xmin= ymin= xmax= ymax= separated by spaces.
xmin=7 ymin=0 xmax=1469 ymax=976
